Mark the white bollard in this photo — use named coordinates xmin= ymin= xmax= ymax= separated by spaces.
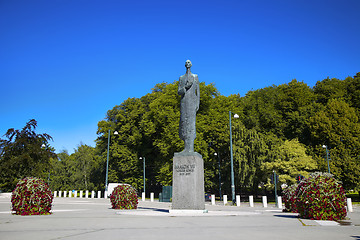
xmin=150 ymin=192 xmax=154 ymax=202
xmin=63 ymin=191 xmax=66 ymax=198
xmin=79 ymin=190 xmax=82 ymax=198
xmin=97 ymin=191 xmax=101 ymax=199
xmin=262 ymin=196 xmax=268 ymax=208
xmin=223 ymin=195 xmax=228 ymax=205
xmin=74 ymin=191 xmax=78 ymax=198
xmin=91 ymin=191 xmax=95 ymax=199
xmin=249 ymin=195 xmax=254 ymax=207
xmin=211 ymin=194 xmax=216 ymax=205
xmin=236 ymin=195 xmax=241 ymax=206
xmin=277 ymin=196 xmax=283 ymax=208
xmin=59 ymin=191 xmax=62 ymax=198
xmin=85 ymin=190 xmax=89 ymax=198
xmin=347 ymin=198 xmax=353 ymax=212
xmin=69 ymin=191 xmax=72 ymax=198
xmin=142 ymin=192 xmax=146 ymax=201
xmin=54 ymin=191 xmax=57 ymax=198
xmin=104 ymin=191 xmax=108 ymax=199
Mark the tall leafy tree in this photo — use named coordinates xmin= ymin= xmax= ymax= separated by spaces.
xmin=261 ymin=139 xmax=318 ymax=186
xmin=0 ymin=119 xmax=56 ymax=191
xmin=308 ymin=99 xmax=360 ymax=189
xmin=70 ymin=144 xmax=97 ymax=190
xmin=50 ymin=145 xmax=101 ymax=191
xmin=50 ymin=150 xmax=73 ymax=191
xmin=232 ymin=126 xmax=268 ymax=191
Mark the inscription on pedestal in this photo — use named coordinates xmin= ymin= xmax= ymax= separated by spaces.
xmin=175 ymin=164 xmax=195 ymax=175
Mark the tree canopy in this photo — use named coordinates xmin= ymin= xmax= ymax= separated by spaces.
xmin=2 ymin=72 xmax=359 ymax=195
xmin=93 ymin=72 xmax=360 ymax=194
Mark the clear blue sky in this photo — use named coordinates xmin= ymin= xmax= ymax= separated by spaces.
xmin=1 ymin=0 xmax=359 ymax=154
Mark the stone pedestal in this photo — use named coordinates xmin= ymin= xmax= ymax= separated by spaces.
xmin=172 ymin=152 xmax=205 ymax=210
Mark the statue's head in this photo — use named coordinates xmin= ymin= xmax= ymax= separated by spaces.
xmin=185 ymin=60 xmax=192 ymax=69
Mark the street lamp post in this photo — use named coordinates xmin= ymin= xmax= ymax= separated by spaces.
xmin=273 ymin=170 xmax=278 ymax=206
xmin=105 ymin=130 xmax=118 ymax=192
xmin=214 ymin=152 xmax=222 ymax=201
xmin=139 ymin=157 xmax=146 ymax=194
xmin=322 ymin=145 xmax=331 ymax=174
xmin=229 ymin=111 xmax=239 ymax=204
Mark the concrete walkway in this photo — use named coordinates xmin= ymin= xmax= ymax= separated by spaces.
xmin=0 ymin=197 xmax=359 ymax=240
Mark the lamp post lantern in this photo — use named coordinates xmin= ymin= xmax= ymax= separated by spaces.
xmin=322 ymin=145 xmax=331 ymax=174
xmin=105 ymin=130 xmax=118 ymax=192
xmin=229 ymin=111 xmax=239 ymax=204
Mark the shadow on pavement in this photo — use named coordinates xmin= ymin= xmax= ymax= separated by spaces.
xmin=274 ymin=214 xmax=299 ymax=219
xmin=138 ymin=207 xmax=169 ymax=213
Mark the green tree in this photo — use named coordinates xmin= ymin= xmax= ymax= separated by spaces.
xmin=49 ymin=150 xmax=72 ymax=191
xmin=242 ymin=86 xmax=284 ymax=134
xmin=233 ymin=126 xmax=268 ymax=191
xmin=345 ymin=72 xmax=360 ymax=110
xmin=0 ymin=119 xmax=56 ymax=191
xmin=261 ymin=139 xmax=318 ymax=186
xmin=50 ymin=145 xmax=101 ymax=191
xmin=313 ymin=77 xmax=346 ymax=104
xmin=308 ymin=99 xmax=360 ymax=189
xmin=70 ymin=144 xmax=97 ymax=190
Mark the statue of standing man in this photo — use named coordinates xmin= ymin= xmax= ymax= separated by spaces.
xmin=178 ymin=60 xmax=200 ymax=153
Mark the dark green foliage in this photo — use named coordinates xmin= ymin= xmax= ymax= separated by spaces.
xmin=295 ymin=172 xmax=347 ymax=221
xmin=314 ymin=77 xmax=346 ymax=104
xmin=0 ymin=119 xmax=56 ymax=192
xmin=49 ymin=145 xmax=102 ymax=192
xmin=110 ymin=184 xmax=138 ymax=209
xmin=11 ymin=177 xmax=53 ymax=215
xmin=345 ymin=73 xmax=360 ymax=109
xmin=308 ymin=99 xmax=360 ymax=189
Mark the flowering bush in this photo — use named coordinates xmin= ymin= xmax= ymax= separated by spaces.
xmin=295 ymin=172 xmax=347 ymax=221
xmin=110 ymin=185 xmax=138 ymax=209
xmin=282 ymin=184 xmax=298 ymax=213
xmin=11 ymin=177 xmax=53 ymax=215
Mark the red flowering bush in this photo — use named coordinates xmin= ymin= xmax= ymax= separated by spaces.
xmin=282 ymin=184 xmax=298 ymax=213
xmin=11 ymin=177 xmax=53 ymax=215
xmin=110 ymin=185 xmax=138 ymax=209
xmin=295 ymin=172 xmax=347 ymax=221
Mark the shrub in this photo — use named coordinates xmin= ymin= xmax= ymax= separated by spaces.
xmin=295 ymin=172 xmax=347 ymax=221
xmin=11 ymin=177 xmax=53 ymax=215
xmin=110 ymin=185 xmax=138 ymax=209
xmin=282 ymin=184 xmax=298 ymax=213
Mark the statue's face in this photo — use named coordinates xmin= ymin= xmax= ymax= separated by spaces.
xmin=185 ymin=60 xmax=192 ymax=68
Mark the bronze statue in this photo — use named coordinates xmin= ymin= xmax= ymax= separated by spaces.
xmin=178 ymin=60 xmax=200 ymax=153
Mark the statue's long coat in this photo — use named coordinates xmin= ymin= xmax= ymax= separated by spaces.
xmin=178 ymin=71 xmax=200 ymax=144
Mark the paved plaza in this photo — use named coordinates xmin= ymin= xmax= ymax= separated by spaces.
xmin=0 ymin=196 xmax=359 ymax=240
